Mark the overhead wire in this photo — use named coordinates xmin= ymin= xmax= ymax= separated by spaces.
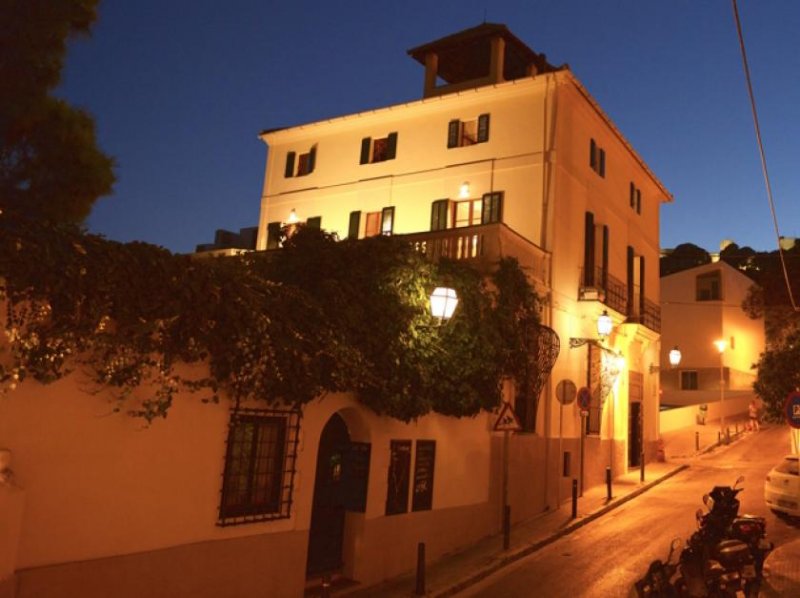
xmin=730 ymin=0 xmax=799 ymax=310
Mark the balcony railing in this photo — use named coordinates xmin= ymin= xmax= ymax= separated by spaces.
xmin=401 ymin=223 xmax=550 ymax=286
xmin=578 ymin=267 xmax=660 ymax=333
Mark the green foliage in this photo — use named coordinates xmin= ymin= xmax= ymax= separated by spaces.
xmin=0 ymin=218 xmax=542 ymax=422
xmin=0 ymin=0 xmax=115 ymax=224
xmin=753 ymin=329 xmax=800 ymax=422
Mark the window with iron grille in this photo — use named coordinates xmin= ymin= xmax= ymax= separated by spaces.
xmin=218 ymin=408 xmax=300 ymax=526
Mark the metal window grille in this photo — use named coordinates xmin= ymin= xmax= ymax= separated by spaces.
xmin=218 ymin=407 xmax=300 ymax=527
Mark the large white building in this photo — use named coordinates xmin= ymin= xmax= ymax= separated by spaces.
xmin=1 ymin=24 xmax=673 ymax=597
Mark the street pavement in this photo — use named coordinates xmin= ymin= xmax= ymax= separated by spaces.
xmin=319 ymin=415 xmax=799 ymax=597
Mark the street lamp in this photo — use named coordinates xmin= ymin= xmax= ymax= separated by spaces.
xmin=649 ymin=346 xmax=682 ymax=373
xmin=714 ymin=339 xmax=727 ymax=441
xmin=429 ymin=287 xmax=458 ymax=324
xmin=570 ymin=310 xmax=613 ymax=348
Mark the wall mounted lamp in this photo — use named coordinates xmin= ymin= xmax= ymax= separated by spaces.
xmin=649 ymin=346 xmax=682 ymax=373
xmin=569 ymin=310 xmax=613 ymax=349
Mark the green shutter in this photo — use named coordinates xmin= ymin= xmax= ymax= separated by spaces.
xmin=481 ymin=192 xmax=503 ymax=224
xmin=447 ymin=120 xmax=460 ymax=148
xmin=266 ymin=221 xmax=281 ymax=249
xmin=589 ymin=139 xmax=596 ymax=170
xmin=431 ymin=199 xmax=449 ymax=231
xmin=284 ymin=152 xmax=296 ymax=178
xmin=584 ymin=212 xmax=595 ymax=286
xmin=386 ymin=132 xmax=398 ymax=160
xmin=360 ymin=138 xmax=371 ymax=164
xmin=599 ymin=149 xmax=606 ymax=177
xmin=477 ymin=113 xmax=490 ymax=143
xmin=308 ymin=146 xmax=316 ymax=173
xmin=348 ymin=211 xmax=361 ymax=239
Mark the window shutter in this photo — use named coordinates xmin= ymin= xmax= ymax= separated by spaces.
xmin=599 ymin=149 xmax=606 ymax=177
xmin=431 ymin=200 xmax=448 ymax=231
xmin=360 ymin=137 xmax=371 ymax=164
xmin=602 ymin=225 xmax=609 ymax=290
xmin=636 ymin=189 xmax=641 ymax=214
xmin=477 ymin=113 xmax=490 ymax=143
xmin=481 ymin=192 xmax=502 ymax=224
xmin=308 ymin=146 xmax=316 ymax=173
xmin=627 ymin=246 xmax=635 ymax=315
xmin=381 ymin=206 xmax=395 ymax=235
xmin=266 ymin=221 xmax=281 ymax=250
xmin=589 ymin=139 xmax=596 ymax=170
xmin=639 ymin=255 xmax=646 ymax=316
xmin=284 ymin=152 xmax=296 ymax=178
xmin=584 ymin=212 xmax=595 ymax=286
xmin=629 ymin=182 xmax=635 ymax=207
xmin=306 ymin=216 xmax=321 ymax=230
xmin=447 ymin=120 xmax=460 ymax=148
xmin=386 ymin=132 xmax=398 ymax=159
xmin=348 ymin=211 xmax=361 ymax=239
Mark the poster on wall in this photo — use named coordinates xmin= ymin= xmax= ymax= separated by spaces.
xmin=412 ymin=440 xmax=436 ymax=512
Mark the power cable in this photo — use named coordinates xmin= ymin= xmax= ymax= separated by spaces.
xmin=731 ymin=0 xmax=799 ymax=310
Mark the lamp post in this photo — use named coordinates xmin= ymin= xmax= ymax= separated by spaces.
xmin=714 ymin=339 xmax=727 ymax=441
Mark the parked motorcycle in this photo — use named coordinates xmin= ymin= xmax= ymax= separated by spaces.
xmin=675 ymin=476 xmax=771 ymax=597
xmin=633 ymin=538 xmax=682 ymax=597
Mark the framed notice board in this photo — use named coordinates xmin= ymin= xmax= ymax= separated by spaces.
xmin=412 ymin=440 xmax=436 ymax=512
xmin=386 ymin=440 xmax=412 ymax=515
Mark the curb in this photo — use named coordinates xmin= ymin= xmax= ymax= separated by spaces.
xmin=433 ymin=463 xmax=690 ymax=597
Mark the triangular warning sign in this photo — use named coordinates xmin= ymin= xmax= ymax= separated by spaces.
xmin=493 ymin=401 xmax=522 ymax=432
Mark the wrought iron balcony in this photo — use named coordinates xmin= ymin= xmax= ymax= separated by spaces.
xmin=578 ymin=267 xmax=660 ymax=333
xmin=401 ymin=223 xmax=550 ymax=285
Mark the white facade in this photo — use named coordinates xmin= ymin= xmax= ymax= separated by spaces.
xmin=660 ymin=261 xmax=765 ymax=407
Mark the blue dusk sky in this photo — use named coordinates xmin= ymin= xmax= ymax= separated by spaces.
xmin=58 ymin=1 xmax=800 ymax=254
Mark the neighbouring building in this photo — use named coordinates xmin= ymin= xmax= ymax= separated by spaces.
xmin=1 ymin=23 xmax=672 ymax=597
xmin=195 ymin=226 xmax=258 ymax=255
xmin=660 ymin=261 xmax=765 ymax=410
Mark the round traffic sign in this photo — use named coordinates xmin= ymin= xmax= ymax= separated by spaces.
xmin=556 ymin=380 xmax=577 ymax=405
xmin=784 ymin=391 xmax=800 ymax=429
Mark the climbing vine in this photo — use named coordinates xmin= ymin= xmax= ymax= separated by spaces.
xmin=0 ymin=215 xmax=543 ymax=422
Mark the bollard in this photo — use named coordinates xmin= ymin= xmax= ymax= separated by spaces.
xmin=695 ymin=431 xmax=700 ymax=452
xmin=415 ymin=542 xmax=426 ymax=596
xmin=503 ymin=505 xmax=511 ymax=550
xmin=321 ymin=573 xmax=331 ymax=598
xmin=726 ymin=427 xmax=730 ymax=444
xmin=606 ymin=466 xmax=612 ymax=501
xmin=572 ymin=479 xmax=578 ymax=519
xmin=640 ymin=451 xmax=645 ymax=483
xmin=718 ymin=431 xmax=721 ymax=445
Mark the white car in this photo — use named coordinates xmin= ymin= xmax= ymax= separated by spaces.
xmin=765 ymin=455 xmax=800 ymax=517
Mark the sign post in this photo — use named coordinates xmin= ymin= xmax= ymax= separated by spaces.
xmin=577 ymin=387 xmax=591 ymax=496
xmin=494 ymin=402 xmax=522 ymax=549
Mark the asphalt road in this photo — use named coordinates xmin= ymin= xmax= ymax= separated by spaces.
xmin=460 ymin=425 xmax=795 ymax=597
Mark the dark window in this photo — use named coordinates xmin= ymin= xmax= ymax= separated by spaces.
xmin=386 ymin=440 xmax=412 ymax=515
xmin=361 ymin=133 xmax=397 ymax=164
xmin=348 ymin=211 xmax=361 ymax=239
xmin=589 ymin=139 xmax=597 ymax=170
xmin=219 ymin=408 xmax=300 ymax=526
xmin=481 ymin=191 xmax=503 ymax=224
xmin=430 ymin=199 xmax=450 ymax=231
xmin=266 ymin=221 xmax=281 ymax=250
xmin=680 ymin=371 xmax=699 ymax=390
xmin=285 ymin=146 xmax=316 ymax=177
xmin=411 ymin=440 xmax=436 ymax=512
xmin=696 ymin=271 xmax=722 ymax=301
xmin=306 ymin=216 xmax=321 ymax=230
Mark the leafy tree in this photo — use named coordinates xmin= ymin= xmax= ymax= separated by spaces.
xmin=1 ymin=217 xmax=543 ymax=423
xmin=753 ymin=329 xmax=800 ymax=422
xmin=0 ymin=0 xmax=115 ymax=223
xmin=659 ymin=243 xmax=711 ymax=276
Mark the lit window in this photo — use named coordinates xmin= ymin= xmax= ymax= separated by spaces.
xmin=364 ymin=207 xmax=395 ymax=237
